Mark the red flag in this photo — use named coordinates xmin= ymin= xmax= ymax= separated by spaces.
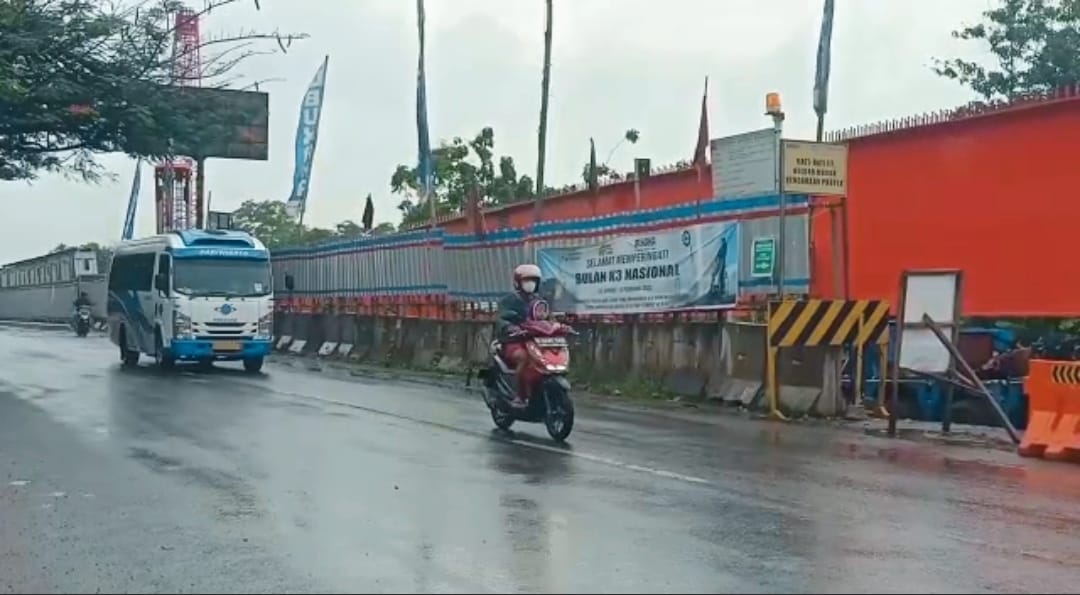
xmin=692 ymin=77 xmax=709 ymax=167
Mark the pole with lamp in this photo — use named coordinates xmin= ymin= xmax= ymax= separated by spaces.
xmin=765 ymin=92 xmax=785 ymax=296
xmin=763 ymin=92 xmax=789 ymax=420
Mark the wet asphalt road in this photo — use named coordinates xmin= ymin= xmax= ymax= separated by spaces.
xmin=1 ymin=327 xmax=1080 ymax=593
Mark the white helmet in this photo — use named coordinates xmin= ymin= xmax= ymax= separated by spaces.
xmin=514 ymin=263 xmax=541 ymax=293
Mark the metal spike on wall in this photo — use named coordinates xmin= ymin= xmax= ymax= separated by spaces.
xmin=827 ymin=83 xmax=1080 ymax=143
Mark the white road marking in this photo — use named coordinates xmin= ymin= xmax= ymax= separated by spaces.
xmin=302 ymin=394 xmax=713 ymax=487
xmin=508 ymin=438 xmax=712 ymax=485
xmin=8 ymin=480 xmax=29 ymax=487
xmin=50 ymin=491 xmax=66 ymax=498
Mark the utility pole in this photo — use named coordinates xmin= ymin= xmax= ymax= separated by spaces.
xmin=534 ymin=0 xmax=553 ymax=220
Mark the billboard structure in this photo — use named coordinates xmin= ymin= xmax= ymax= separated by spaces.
xmin=127 ymin=87 xmax=269 ymax=161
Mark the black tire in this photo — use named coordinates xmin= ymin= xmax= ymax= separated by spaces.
xmin=153 ymin=331 xmax=175 ymax=370
xmin=119 ymin=327 xmax=139 ymax=367
xmin=243 ymin=357 xmax=264 ymax=373
xmin=490 ymin=402 xmax=515 ymax=430
xmin=544 ymin=387 xmax=574 ymax=442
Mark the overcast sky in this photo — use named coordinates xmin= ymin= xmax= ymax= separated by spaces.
xmin=0 ymin=0 xmax=995 ymax=263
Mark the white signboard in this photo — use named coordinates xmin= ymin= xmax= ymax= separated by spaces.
xmin=710 ymin=129 xmax=777 ymax=200
xmin=537 ymin=222 xmax=740 ymax=315
xmin=898 ymin=271 xmax=961 ymax=373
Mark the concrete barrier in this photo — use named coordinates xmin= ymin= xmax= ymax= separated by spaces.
xmin=273 ymin=312 xmax=842 ymax=417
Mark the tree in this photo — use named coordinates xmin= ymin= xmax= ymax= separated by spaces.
xmin=335 ymin=220 xmax=365 ymax=237
xmin=372 ymin=222 xmax=396 ymax=235
xmin=391 ymin=127 xmax=535 ymax=228
xmin=0 ymin=0 xmax=304 ymax=182
xmin=935 ymin=0 xmax=1080 ymax=100
xmin=232 ymin=200 xmax=395 ymax=248
xmin=232 ymin=200 xmax=304 ymax=248
xmin=580 ymin=128 xmax=640 ymax=185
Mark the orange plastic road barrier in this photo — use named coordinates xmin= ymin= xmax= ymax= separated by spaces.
xmin=1020 ymin=360 xmax=1080 ymax=462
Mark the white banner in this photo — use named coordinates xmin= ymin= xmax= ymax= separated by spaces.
xmin=537 ymin=222 xmax=740 ymax=315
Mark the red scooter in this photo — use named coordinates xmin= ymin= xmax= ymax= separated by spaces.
xmin=479 ymin=319 xmax=576 ymax=442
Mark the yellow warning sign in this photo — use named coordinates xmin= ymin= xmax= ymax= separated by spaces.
xmin=781 ymin=141 xmax=848 ymax=196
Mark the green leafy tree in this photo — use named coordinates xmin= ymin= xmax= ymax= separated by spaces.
xmin=336 ymin=218 xmax=395 ymax=237
xmin=0 ymin=0 xmax=304 ymax=182
xmin=233 ymin=200 xmax=397 ymax=248
xmin=302 ymin=227 xmax=335 ymax=245
xmin=232 ymin=200 xmax=304 ymax=248
xmin=580 ymin=128 xmax=640 ymax=185
xmin=335 ymin=220 xmax=364 ymax=237
xmin=935 ymin=0 xmax=1080 ymax=100
xmin=371 ymin=222 xmax=396 ymax=235
xmin=391 ymin=127 xmax=535 ymax=228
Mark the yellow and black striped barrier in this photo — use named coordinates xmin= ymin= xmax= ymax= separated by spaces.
xmin=764 ymin=299 xmax=892 ymax=420
xmin=767 ymin=299 xmax=890 ymax=348
xmin=1050 ymin=364 xmax=1080 ymax=385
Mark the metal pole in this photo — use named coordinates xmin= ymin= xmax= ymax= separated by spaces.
xmin=772 ymin=113 xmax=786 ymax=296
xmin=922 ymin=313 xmax=1021 ymax=444
xmin=841 ymin=199 xmax=851 ymax=298
xmin=195 ymin=157 xmax=206 ymax=229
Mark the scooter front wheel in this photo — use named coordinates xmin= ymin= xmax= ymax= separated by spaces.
xmin=544 ymin=388 xmax=574 ymax=442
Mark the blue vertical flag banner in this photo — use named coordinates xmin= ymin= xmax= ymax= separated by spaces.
xmin=415 ymin=0 xmax=434 ymax=222
xmin=286 ymin=56 xmax=330 ymax=221
xmin=813 ymin=0 xmax=835 ymax=118
xmin=121 ymin=159 xmax=141 ymax=240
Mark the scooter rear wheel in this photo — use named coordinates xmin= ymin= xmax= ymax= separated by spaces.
xmin=491 ymin=404 xmax=514 ymax=430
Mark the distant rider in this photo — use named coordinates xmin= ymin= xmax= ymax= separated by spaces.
xmin=496 ymin=264 xmax=544 ymax=407
xmin=73 ymin=291 xmax=92 ymax=308
xmin=73 ymin=291 xmax=92 ymax=326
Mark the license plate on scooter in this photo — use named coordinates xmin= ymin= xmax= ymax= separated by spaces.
xmin=533 ymin=337 xmax=567 ymax=347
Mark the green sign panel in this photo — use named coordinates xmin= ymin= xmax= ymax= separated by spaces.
xmin=752 ymin=237 xmax=776 ymax=278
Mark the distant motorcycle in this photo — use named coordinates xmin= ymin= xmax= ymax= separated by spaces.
xmin=73 ymin=306 xmax=91 ymax=337
xmin=478 ymin=318 xmax=576 ymax=442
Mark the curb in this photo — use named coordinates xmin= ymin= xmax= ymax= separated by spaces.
xmin=268 ymin=353 xmax=1020 ymax=455
xmin=0 ymin=320 xmax=74 ymax=331
xmin=0 ymin=320 xmax=109 ymax=334
xmin=267 ymin=354 xmax=713 ymax=416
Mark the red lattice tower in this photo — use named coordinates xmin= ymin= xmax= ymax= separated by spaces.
xmin=156 ymin=6 xmax=203 ymax=234
xmin=171 ymin=8 xmax=202 ymax=87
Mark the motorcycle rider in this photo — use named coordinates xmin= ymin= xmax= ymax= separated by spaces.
xmin=496 ymin=264 xmax=544 ymax=407
xmin=72 ymin=291 xmax=92 ymax=330
xmin=73 ymin=291 xmax=92 ymax=309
